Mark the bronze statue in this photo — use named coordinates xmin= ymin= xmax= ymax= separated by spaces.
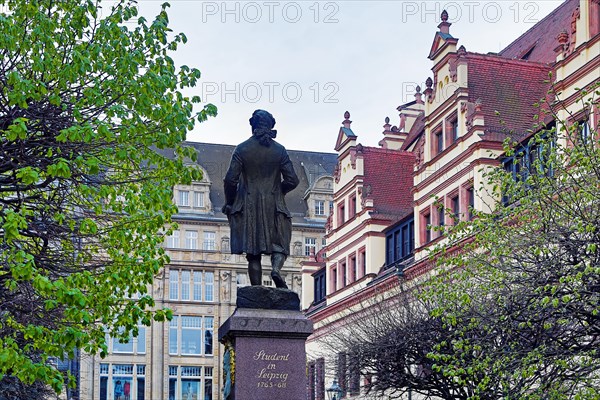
xmin=223 ymin=110 xmax=299 ymax=289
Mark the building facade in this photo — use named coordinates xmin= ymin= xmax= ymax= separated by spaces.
xmin=305 ymin=0 xmax=600 ymax=398
xmin=78 ymin=142 xmax=336 ymax=400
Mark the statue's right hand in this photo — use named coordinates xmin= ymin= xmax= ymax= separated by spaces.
xmin=222 ymin=204 xmax=232 ymax=215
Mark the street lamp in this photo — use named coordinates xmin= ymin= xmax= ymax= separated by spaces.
xmin=326 ymin=379 xmax=343 ymax=400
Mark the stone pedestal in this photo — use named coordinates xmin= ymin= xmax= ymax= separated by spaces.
xmin=218 ymin=287 xmax=313 ymax=400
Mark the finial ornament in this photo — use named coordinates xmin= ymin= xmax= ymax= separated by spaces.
xmin=441 ymin=9 xmax=448 ymax=22
xmin=425 ymin=77 xmax=433 ymax=88
xmin=416 ymin=85 xmax=421 ymax=93
xmin=385 ymin=116 xmax=390 ymax=124
xmin=344 ymin=111 xmax=350 ymax=119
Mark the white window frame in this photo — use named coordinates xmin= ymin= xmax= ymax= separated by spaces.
xmin=110 ymin=325 xmax=146 ymax=355
xmin=99 ymin=363 xmax=145 ymax=400
xmin=305 ymin=237 xmax=317 ymax=256
xmin=178 ymin=190 xmax=189 ymax=206
xmin=203 ymin=231 xmax=216 ymax=251
xmin=194 ymin=191 xmax=205 ymax=208
xmin=167 ymin=365 xmax=213 ymax=400
xmin=184 ymin=230 xmax=198 ymax=250
xmin=166 ymin=230 xmax=180 ymax=248
xmin=315 ymin=200 xmax=325 ymax=216
xmin=168 ymin=316 xmax=214 ymax=356
xmin=169 ymin=270 xmax=214 ymax=302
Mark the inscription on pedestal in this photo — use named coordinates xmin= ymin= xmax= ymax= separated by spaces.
xmin=254 ymin=350 xmax=289 ymax=389
xmin=235 ymin=337 xmax=307 ymax=400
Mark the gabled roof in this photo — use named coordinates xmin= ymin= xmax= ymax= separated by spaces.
xmin=361 ymin=147 xmax=414 ymax=221
xmin=498 ymin=0 xmax=578 ymax=64
xmin=334 ymin=126 xmax=356 ymax=151
xmin=428 ymin=31 xmax=458 ymax=59
xmin=466 ymin=53 xmax=553 ymax=136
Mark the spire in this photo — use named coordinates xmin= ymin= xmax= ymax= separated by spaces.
xmin=342 ymin=111 xmax=352 ymax=129
xmin=414 ymin=85 xmax=423 ymax=104
xmin=438 ymin=9 xmax=451 ymax=34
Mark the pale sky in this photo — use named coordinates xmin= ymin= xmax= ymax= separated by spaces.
xmin=138 ymin=0 xmax=563 ymax=153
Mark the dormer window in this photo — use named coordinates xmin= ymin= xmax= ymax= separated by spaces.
xmin=194 ymin=192 xmax=205 ymax=208
xmin=178 ymin=190 xmax=189 ymax=206
xmin=315 ymin=200 xmax=325 ymax=216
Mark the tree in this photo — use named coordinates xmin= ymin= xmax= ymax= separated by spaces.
xmin=425 ymin=82 xmax=600 ymax=399
xmin=319 ymin=285 xmax=495 ymax=399
xmin=0 ymin=0 xmax=216 ymax=395
xmin=321 ymin=83 xmax=600 ymax=399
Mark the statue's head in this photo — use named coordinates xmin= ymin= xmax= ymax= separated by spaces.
xmin=249 ymin=109 xmax=276 ymax=131
xmin=249 ymin=110 xmax=277 ymax=145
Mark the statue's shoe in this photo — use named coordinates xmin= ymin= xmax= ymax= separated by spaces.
xmin=271 ymin=271 xmax=288 ymax=289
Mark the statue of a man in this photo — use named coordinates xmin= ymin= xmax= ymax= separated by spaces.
xmin=222 ymin=110 xmax=299 ymax=289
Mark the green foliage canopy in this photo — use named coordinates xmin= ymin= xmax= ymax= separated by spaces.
xmin=0 ymin=0 xmax=216 ymax=392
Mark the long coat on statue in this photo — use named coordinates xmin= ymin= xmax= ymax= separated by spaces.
xmin=223 ymin=136 xmax=299 ymax=256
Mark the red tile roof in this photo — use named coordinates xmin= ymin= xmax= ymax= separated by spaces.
xmin=361 ymin=146 xmax=414 ymax=220
xmin=466 ymin=53 xmax=553 ymax=136
xmin=498 ymin=0 xmax=578 ymax=64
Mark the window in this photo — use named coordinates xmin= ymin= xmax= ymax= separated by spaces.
xmin=467 ymin=187 xmax=475 ymax=220
xmin=337 ymin=353 xmax=347 ymax=395
xmin=349 ymin=194 xmax=357 ymax=219
xmin=169 ymin=270 xmax=179 ymax=300
xmin=99 ymin=363 xmax=145 ymax=400
xmin=305 ymin=237 xmax=317 ymax=256
xmin=169 ymin=316 xmax=214 ymax=356
xmin=385 ymin=217 xmax=415 ymax=266
xmin=438 ymin=206 xmax=445 ymax=228
xmin=169 ymin=270 xmax=214 ymax=302
xmin=193 ymin=271 xmax=202 ymax=301
xmin=321 ymin=238 xmax=327 ymax=259
xmin=424 ymin=212 xmax=431 ymax=243
xmin=359 ymin=249 xmax=366 ymax=277
xmin=315 ymin=200 xmax=325 ymax=216
xmin=111 ymin=325 xmax=146 ymax=354
xmin=184 ymin=231 xmax=198 ymax=250
xmin=503 ymin=131 xmax=555 ymax=191
xmin=166 ymin=231 xmax=180 ymax=248
xmin=205 ymin=272 xmax=214 ymax=301
xmin=194 ymin=191 xmax=205 ymax=208
xmin=331 ymin=266 xmax=337 ymax=292
xmin=180 ymin=270 xmax=190 ymax=300
xmin=178 ymin=190 xmax=189 ymax=206
xmin=349 ymin=352 xmax=360 ymax=395
xmin=308 ymin=358 xmax=325 ymax=400
xmin=337 ymin=202 xmax=346 ymax=226
xmin=349 ymin=255 xmax=357 ymax=282
xmin=204 ymin=317 xmax=214 ymax=355
xmin=167 ymin=365 xmax=213 ymax=400
xmin=450 ymin=117 xmax=459 ymax=143
xmin=203 ymin=231 xmax=216 ymax=251
xmin=578 ymin=120 xmax=591 ymax=144
xmin=236 ymin=273 xmax=248 ymax=288
xmin=340 ymin=261 xmax=347 ymax=288
xmin=450 ymin=195 xmax=460 ymax=222
xmin=262 ymin=276 xmax=274 ymax=287
xmin=313 ymin=268 xmax=326 ymax=304
xmin=435 ymin=130 xmax=444 ymax=155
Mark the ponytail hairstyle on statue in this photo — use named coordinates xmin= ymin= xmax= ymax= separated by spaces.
xmin=249 ymin=109 xmax=277 ymax=146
